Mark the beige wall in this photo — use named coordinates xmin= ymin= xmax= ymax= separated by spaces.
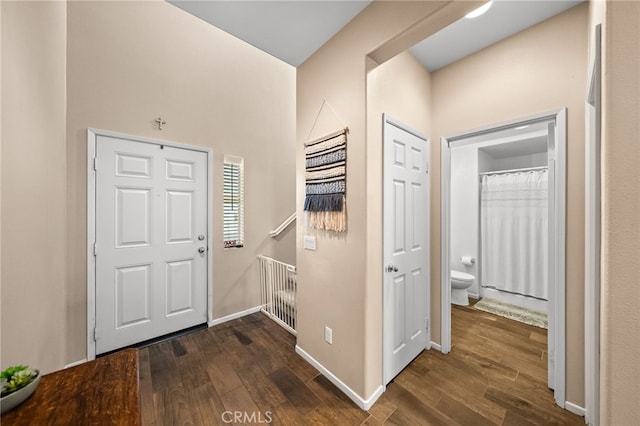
xmin=65 ymin=1 xmax=295 ymax=363
xmin=1 ymin=0 xmax=295 ymax=370
xmin=299 ymin=0 xmax=591 ymax=406
xmin=431 ymin=3 xmax=588 ymax=405
xmin=1 ymin=1 xmax=68 ymax=373
xmin=365 ymin=51 xmax=432 ymax=397
xmin=600 ymin=1 xmax=640 ymax=423
xmin=297 ymin=1 xmax=477 ymax=399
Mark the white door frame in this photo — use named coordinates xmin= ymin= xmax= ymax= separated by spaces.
xmin=585 ymin=24 xmax=602 ymax=426
xmin=440 ymin=108 xmax=567 ymax=407
xmin=86 ymin=128 xmax=214 ymax=360
xmin=382 ymin=114 xmax=430 ymax=384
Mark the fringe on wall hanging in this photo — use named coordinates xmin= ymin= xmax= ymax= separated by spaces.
xmin=304 ymin=127 xmax=348 ymax=232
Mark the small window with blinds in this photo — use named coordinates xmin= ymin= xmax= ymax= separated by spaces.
xmin=223 ymin=156 xmax=244 ymax=249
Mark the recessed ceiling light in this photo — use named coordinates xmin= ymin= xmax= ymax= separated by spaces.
xmin=466 ymin=1 xmax=493 ymax=19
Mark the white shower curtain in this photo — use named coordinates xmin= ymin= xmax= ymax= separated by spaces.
xmin=480 ymin=170 xmax=548 ymax=300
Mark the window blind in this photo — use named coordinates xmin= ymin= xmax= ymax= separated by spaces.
xmin=223 ymin=160 xmax=244 ymax=248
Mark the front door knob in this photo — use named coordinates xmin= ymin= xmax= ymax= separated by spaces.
xmin=198 ymin=247 xmax=206 ymax=254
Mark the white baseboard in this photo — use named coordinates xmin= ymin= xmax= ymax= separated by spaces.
xmin=295 ymin=345 xmax=384 ymax=411
xmin=208 ymin=305 xmax=262 ymax=327
xmin=430 ymin=341 xmax=442 ymax=352
xmin=468 ymin=293 xmax=480 ymax=299
xmin=565 ymin=401 xmax=586 ymax=417
xmin=64 ymin=359 xmax=87 ymax=369
xmin=363 ymin=385 xmax=385 ymax=411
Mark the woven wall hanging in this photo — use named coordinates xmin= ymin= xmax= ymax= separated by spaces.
xmin=304 ymin=127 xmax=348 ymax=232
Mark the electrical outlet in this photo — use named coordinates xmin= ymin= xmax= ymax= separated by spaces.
xmin=324 ymin=326 xmax=333 ymax=344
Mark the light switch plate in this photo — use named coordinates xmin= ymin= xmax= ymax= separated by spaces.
xmin=325 ymin=326 xmax=332 ymax=344
xmin=303 ymin=236 xmax=316 ymax=250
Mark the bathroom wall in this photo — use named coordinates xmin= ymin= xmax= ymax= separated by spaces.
xmin=450 ymin=145 xmax=480 ymax=296
xmin=489 ymin=151 xmax=547 ymax=171
xmin=478 ymin=149 xmax=494 ymax=173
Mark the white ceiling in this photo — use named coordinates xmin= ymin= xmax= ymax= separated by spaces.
xmin=410 ymin=0 xmax=584 ymax=71
xmin=168 ymin=1 xmax=371 ymax=67
xmin=169 ymin=0 xmax=583 ymax=70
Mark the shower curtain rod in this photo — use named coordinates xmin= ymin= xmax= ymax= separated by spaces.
xmin=479 ymin=165 xmax=548 ymax=176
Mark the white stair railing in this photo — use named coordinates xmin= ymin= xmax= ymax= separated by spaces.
xmin=258 ymin=255 xmax=296 ymax=335
xmin=269 ymin=213 xmax=296 ymax=238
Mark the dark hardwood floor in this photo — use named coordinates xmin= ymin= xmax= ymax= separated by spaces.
xmin=140 ymin=305 xmax=583 ymax=425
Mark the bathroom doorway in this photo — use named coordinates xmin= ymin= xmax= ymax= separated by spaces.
xmin=440 ymin=109 xmax=567 ymax=407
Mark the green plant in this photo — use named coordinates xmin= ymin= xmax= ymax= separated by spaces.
xmin=1 ymin=365 xmax=38 ymax=397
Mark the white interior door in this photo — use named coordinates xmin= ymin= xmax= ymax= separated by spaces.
xmin=383 ymin=115 xmax=429 ymax=384
xmin=95 ymin=135 xmax=208 ymax=354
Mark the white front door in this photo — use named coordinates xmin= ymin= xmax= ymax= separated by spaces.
xmin=95 ymin=135 xmax=208 ymax=354
xmin=383 ymin=115 xmax=429 ymax=384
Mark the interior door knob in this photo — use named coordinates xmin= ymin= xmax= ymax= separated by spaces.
xmin=198 ymin=247 xmax=206 ymax=254
xmin=386 ymin=265 xmax=399 ymax=273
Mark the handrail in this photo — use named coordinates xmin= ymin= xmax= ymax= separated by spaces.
xmin=269 ymin=212 xmax=296 ymax=238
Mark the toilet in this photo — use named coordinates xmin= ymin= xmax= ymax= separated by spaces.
xmin=451 ymin=270 xmax=475 ymax=306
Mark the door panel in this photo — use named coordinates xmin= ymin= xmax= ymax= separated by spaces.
xmin=166 ymin=259 xmax=195 ymax=315
xmin=411 ymin=183 xmax=422 ymax=250
xmin=116 ymin=153 xmax=151 ymax=178
xmin=393 ymin=180 xmax=406 ymax=252
xmin=116 ymin=264 xmax=151 ymax=328
xmin=384 ymin=116 xmax=429 ymax=384
xmin=410 ymin=268 xmax=424 ymax=338
xmin=393 ymin=274 xmax=407 ymax=354
xmin=166 ymin=160 xmax=195 ymax=181
xmin=166 ymin=190 xmax=194 ymax=243
xmin=116 ymin=187 xmax=151 ymax=247
xmin=95 ymin=135 xmax=208 ymax=354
